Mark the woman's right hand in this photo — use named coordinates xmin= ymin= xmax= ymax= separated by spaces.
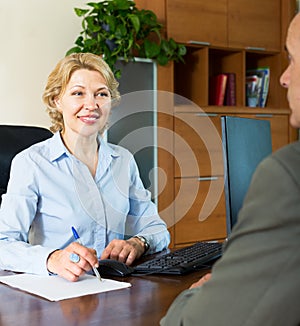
xmin=46 ymin=242 xmax=99 ymax=282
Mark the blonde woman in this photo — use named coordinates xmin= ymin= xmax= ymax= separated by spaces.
xmin=0 ymin=53 xmax=170 ymax=281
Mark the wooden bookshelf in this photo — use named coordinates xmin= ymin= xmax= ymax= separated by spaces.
xmin=136 ymin=0 xmax=298 ymax=248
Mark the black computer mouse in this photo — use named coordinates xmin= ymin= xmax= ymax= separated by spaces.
xmin=97 ymin=259 xmax=135 ymax=277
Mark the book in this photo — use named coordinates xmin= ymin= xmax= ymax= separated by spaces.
xmin=210 ymin=74 xmax=228 ymax=106
xmin=258 ymin=67 xmax=270 ymax=107
xmin=224 ymin=73 xmax=236 ymax=106
xmin=245 ymin=74 xmax=261 ymax=107
xmin=246 ymin=67 xmax=270 ymax=108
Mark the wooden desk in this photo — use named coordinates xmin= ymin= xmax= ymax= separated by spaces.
xmin=0 ymin=264 xmax=209 ymax=326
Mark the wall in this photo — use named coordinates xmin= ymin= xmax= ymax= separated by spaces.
xmin=0 ymin=0 xmax=87 ymax=128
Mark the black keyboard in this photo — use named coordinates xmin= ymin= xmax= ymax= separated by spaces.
xmin=134 ymin=241 xmax=223 ymax=275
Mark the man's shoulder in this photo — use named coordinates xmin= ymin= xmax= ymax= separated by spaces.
xmin=272 ymin=141 xmax=300 ymax=165
xmin=270 ymin=141 xmax=300 ymax=182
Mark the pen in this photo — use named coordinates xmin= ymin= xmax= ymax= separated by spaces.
xmin=71 ymin=226 xmax=102 ymax=282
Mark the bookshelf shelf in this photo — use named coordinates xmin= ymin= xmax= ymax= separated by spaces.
xmin=174 ymin=46 xmax=283 ymax=110
xmin=174 ymin=105 xmax=291 ymax=115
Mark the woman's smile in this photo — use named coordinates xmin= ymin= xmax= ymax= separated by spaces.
xmin=77 ymin=113 xmax=100 ymax=125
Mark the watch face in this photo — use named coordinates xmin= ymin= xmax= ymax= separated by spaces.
xmin=135 ymin=236 xmax=149 ymax=252
xmin=141 ymin=237 xmax=150 ymax=251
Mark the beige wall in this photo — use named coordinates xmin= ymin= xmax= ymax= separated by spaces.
xmin=0 ymin=0 xmax=87 ymax=128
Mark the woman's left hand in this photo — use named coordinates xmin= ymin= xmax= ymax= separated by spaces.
xmin=100 ymin=238 xmax=145 ymax=265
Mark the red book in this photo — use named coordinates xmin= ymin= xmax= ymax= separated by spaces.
xmin=224 ymin=73 xmax=236 ymax=106
xmin=210 ymin=74 xmax=228 ymax=105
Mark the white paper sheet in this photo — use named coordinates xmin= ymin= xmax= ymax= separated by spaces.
xmin=0 ymin=273 xmax=131 ymax=301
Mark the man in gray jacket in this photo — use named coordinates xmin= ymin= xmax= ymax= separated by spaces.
xmin=161 ymin=12 xmax=300 ymax=326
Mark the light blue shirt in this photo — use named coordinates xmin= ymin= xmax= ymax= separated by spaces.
xmin=0 ymin=132 xmax=170 ymax=275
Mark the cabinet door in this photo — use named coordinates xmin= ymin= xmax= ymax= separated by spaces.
xmin=166 ymin=0 xmax=227 ymax=46
xmin=174 ymin=113 xmax=224 ymax=178
xmin=228 ymin=0 xmax=281 ymax=51
xmin=174 ymin=177 xmax=226 ymax=244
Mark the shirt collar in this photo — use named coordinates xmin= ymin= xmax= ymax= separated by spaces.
xmin=98 ymin=135 xmax=120 ymax=159
xmin=48 ymin=132 xmax=120 ymax=162
xmin=49 ymin=132 xmax=69 ymax=162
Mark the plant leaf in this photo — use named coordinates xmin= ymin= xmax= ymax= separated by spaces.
xmin=74 ymin=8 xmax=89 ymax=17
xmin=128 ymin=14 xmax=140 ymax=34
xmin=75 ymin=36 xmax=84 ymax=47
xmin=85 ymin=16 xmax=101 ymax=33
xmin=86 ymin=2 xmax=103 ymax=10
xmin=105 ymin=15 xmax=116 ymax=33
xmin=114 ymin=0 xmax=132 ymax=10
xmin=115 ymin=24 xmax=127 ymax=38
xmin=144 ymin=39 xmax=160 ymax=58
xmin=156 ymin=53 xmax=169 ymax=66
xmin=178 ymin=44 xmax=187 ymax=56
xmin=65 ymin=47 xmax=82 ymax=56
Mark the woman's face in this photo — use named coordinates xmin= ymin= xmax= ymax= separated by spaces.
xmin=56 ymin=69 xmax=111 ymax=138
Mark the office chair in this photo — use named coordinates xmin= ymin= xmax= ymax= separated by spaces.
xmin=221 ymin=116 xmax=272 ymax=234
xmin=0 ymin=125 xmax=53 ymax=204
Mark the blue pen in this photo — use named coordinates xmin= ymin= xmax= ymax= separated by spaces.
xmin=71 ymin=226 xmax=102 ymax=282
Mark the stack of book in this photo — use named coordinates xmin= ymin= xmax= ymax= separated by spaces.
xmin=245 ymin=67 xmax=270 ymax=108
xmin=209 ymin=73 xmax=236 ymax=106
xmin=209 ymin=67 xmax=270 ymax=108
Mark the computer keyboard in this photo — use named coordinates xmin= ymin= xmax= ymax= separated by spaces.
xmin=134 ymin=241 xmax=223 ymax=275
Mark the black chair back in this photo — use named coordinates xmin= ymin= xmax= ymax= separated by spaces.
xmin=0 ymin=125 xmax=52 ymax=202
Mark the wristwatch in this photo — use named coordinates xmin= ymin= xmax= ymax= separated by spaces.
xmin=134 ymin=235 xmax=150 ymax=254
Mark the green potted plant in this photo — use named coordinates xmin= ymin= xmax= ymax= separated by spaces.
xmin=66 ymin=0 xmax=186 ymax=78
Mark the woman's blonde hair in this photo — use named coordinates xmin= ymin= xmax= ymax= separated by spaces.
xmin=42 ymin=53 xmax=120 ymax=132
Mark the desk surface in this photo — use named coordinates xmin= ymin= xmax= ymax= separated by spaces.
xmin=0 ymin=259 xmax=209 ymax=326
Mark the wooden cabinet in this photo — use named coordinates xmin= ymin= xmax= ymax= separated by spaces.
xmin=174 ymin=110 xmax=290 ymax=168
xmin=174 ymin=113 xmax=223 ymax=177
xmin=174 ymin=177 xmax=226 ymax=244
xmin=166 ymin=0 xmax=281 ymax=51
xmin=173 ymin=112 xmax=226 ymax=246
xmin=228 ymin=0 xmax=281 ymax=51
xmin=172 ymin=110 xmax=290 ymax=246
xmin=135 ymin=0 xmax=298 ymax=248
xmin=166 ymin=0 xmax=227 ymax=47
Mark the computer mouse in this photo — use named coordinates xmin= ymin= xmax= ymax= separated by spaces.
xmin=97 ymin=259 xmax=135 ymax=277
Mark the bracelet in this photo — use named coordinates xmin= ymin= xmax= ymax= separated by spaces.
xmin=133 ymin=235 xmax=150 ymax=253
